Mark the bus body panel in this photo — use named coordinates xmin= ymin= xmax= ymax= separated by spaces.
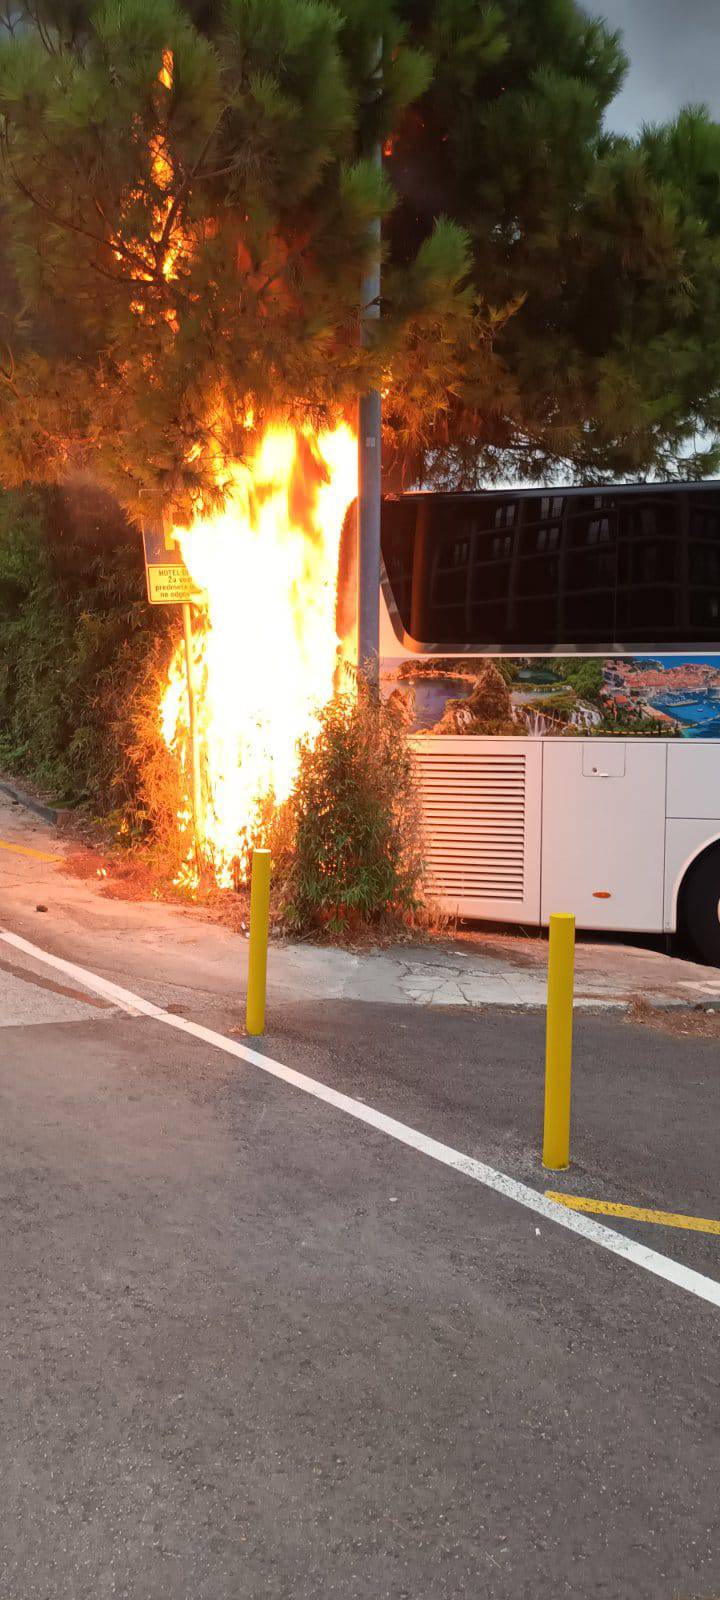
xmin=413 ymin=735 xmax=720 ymax=936
xmin=375 ymin=482 xmax=720 ymax=948
xmin=666 ymin=743 xmax=720 ymax=818
xmin=412 ymin=736 xmax=542 ymax=923
xmin=539 ymin=741 xmax=667 ymax=932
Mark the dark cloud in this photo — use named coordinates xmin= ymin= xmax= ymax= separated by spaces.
xmin=591 ymin=0 xmax=720 ymax=131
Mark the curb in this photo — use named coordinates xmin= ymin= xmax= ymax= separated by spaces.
xmin=0 ymin=779 xmax=63 ymax=827
xmin=401 ymin=994 xmax=720 ymax=1014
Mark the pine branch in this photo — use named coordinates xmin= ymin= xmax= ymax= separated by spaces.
xmin=24 ymin=2 xmax=56 ymax=56
xmin=151 ymin=110 xmax=228 ymax=271
xmin=8 ymin=163 xmax=165 ymax=284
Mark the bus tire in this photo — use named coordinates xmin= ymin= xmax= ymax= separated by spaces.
xmin=678 ymin=844 xmax=720 ymax=967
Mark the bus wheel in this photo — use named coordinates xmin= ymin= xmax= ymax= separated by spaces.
xmin=678 ymin=844 xmax=720 ymax=967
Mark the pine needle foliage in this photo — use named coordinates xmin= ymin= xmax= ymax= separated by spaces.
xmin=2 ymin=0 xmax=719 ymax=497
xmin=0 ymin=0 xmax=480 ymax=524
xmin=387 ymin=0 xmax=720 ymax=484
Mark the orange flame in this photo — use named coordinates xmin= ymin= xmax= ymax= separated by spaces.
xmin=134 ymin=51 xmax=358 ymax=886
xmin=159 ymin=420 xmax=357 ymax=887
xmin=116 ymin=47 xmax=186 ymax=308
xmin=148 ymin=47 xmax=184 ymax=286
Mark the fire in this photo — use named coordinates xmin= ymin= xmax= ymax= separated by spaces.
xmin=136 ymin=49 xmax=358 ymax=887
xmin=159 ymin=419 xmax=357 ymax=887
xmin=116 ymin=48 xmax=187 ymax=308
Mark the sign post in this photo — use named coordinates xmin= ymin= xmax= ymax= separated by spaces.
xmin=181 ymin=600 xmax=204 ymax=883
xmin=143 ymin=525 xmax=206 ymax=879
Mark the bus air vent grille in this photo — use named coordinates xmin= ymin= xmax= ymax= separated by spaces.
xmin=413 ymin=745 xmax=528 ymax=904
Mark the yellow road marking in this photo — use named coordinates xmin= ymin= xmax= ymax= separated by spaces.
xmin=546 ymin=1192 xmax=720 ymax=1236
xmin=0 ymin=838 xmax=61 ymax=864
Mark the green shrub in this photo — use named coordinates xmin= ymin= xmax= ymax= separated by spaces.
xmin=0 ymin=486 xmax=174 ymax=827
xmin=280 ymin=679 xmax=424 ymax=934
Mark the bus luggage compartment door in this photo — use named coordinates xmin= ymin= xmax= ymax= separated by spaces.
xmin=540 ymin=740 xmax=667 ymax=932
xmin=412 ymin=737 xmax=542 ymax=922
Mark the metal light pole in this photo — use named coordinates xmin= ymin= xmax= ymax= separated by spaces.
xmin=357 ymin=45 xmax=382 ymax=686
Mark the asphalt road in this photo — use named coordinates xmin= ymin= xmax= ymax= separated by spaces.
xmin=1 ymin=918 xmax=720 ymax=1599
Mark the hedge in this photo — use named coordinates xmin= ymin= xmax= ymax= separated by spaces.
xmin=0 ymin=483 xmax=175 ymax=832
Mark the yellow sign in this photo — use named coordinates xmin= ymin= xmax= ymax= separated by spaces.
xmin=146 ymin=563 xmax=199 ymax=605
xmin=142 ymin=526 xmax=204 ymax=605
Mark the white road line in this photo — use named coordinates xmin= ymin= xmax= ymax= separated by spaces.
xmin=2 ymin=924 xmax=720 ymax=1312
xmin=0 ymin=934 xmax=145 ymax=1016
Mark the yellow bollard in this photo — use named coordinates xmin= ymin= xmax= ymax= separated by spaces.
xmin=542 ymin=912 xmax=575 ymax=1170
xmin=246 ymin=848 xmax=271 ymax=1036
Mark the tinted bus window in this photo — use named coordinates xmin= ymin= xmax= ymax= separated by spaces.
xmin=381 ymin=487 xmax=720 ymax=650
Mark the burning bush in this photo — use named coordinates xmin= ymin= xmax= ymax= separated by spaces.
xmin=279 ymin=679 xmax=424 ymax=935
xmin=0 ymin=479 xmax=427 ymax=937
xmin=158 ymin=420 xmax=358 ymax=890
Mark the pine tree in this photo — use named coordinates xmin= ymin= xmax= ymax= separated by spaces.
xmin=2 ymin=0 xmax=720 ymax=506
xmin=0 ymin=0 xmax=477 ymax=523
xmin=387 ymin=0 xmax=720 ymax=484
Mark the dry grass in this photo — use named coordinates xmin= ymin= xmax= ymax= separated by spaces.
xmin=61 ymin=819 xmax=452 ymax=950
xmin=627 ymin=996 xmax=720 ymax=1038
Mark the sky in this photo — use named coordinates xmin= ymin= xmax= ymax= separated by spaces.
xmin=592 ymin=0 xmax=720 ymax=133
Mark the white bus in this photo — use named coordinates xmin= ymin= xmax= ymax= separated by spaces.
xmin=377 ymin=480 xmax=720 ymax=965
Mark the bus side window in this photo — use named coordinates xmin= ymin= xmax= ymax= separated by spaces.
xmin=379 ymin=498 xmax=418 ymax=635
xmin=422 ymin=498 xmax=519 ymax=643
xmin=381 ymin=485 xmax=720 ymax=652
xmin=561 ymin=505 xmax=617 ymax=640
xmin=689 ymin=498 xmax=720 ymax=632
xmin=513 ymin=496 xmax=563 ymax=643
xmin=617 ymin=498 xmax=679 ymax=636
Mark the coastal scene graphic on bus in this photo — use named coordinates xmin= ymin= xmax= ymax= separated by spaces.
xmin=381 ymin=656 xmax=720 ymax=738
